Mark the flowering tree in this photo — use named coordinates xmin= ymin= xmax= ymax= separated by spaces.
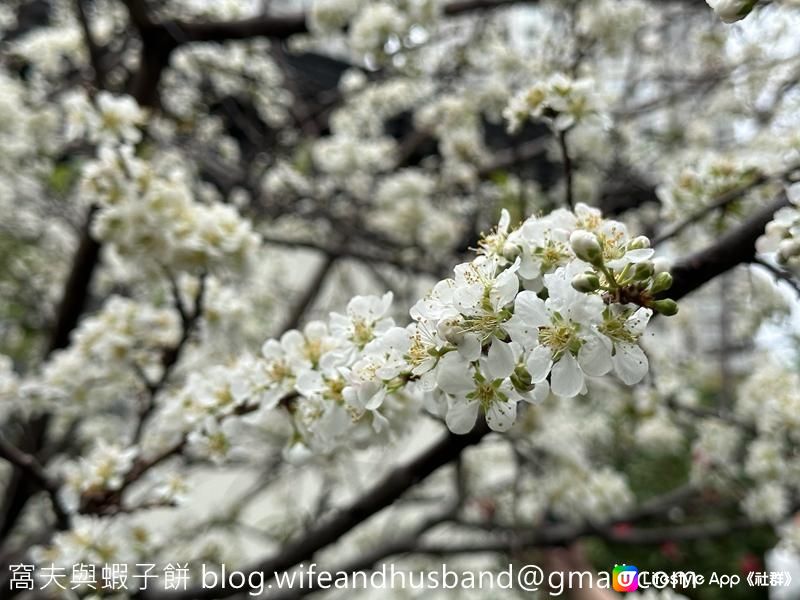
xmin=1 ymin=0 xmax=800 ymax=598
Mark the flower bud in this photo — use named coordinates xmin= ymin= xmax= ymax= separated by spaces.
xmin=632 ymin=261 xmax=655 ymax=281
xmin=628 ymin=235 xmax=651 ymax=250
xmin=777 ymin=239 xmax=800 ymax=264
xmin=651 ymin=298 xmax=679 ymax=316
xmin=571 ymin=272 xmax=601 ymax=293
xmin=437 ymin=317 xmax=466 ymax=345
xmin=511 ymin=366 xmax=534 ymax=392
xmin=569 ymin=230 xmax=603 ymax=265
xmin=502 ymin=241 xmax=521 ymax=262
xmin=765 ymin=221 xmax=789 ymax=238
xmin=650 ymin=272 xmax=673 ymax=294
xmin=706 ymin=0 xmax=757 ymax=23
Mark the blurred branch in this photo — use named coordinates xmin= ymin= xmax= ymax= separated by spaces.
xmin=139 ymin=420 xmax=490 ymax=600
xmin=116 ymin=0 xmax=534 ymax=106
xmin=666 ymin=193 xmax=791 ymax=300
xmin=0 ymin=207 xmax=102 ymax=538
xmin=0 ymin=435 xmax=69 ymax=530
xmin=279 ymin=255 xmax=335 ymax=334
xmin=74 ymin=0 xmax=106 ymax=88
xmin=753 ymin=257 xmax=800 ymax=296
xmin=654 ymin=162 xmax=800 ymax=246
xmin=557 ymin=128 xmax=574 ymax=210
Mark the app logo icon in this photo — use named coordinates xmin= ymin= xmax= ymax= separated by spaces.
xmin=613 ymin=564 xmax=639 ymax=592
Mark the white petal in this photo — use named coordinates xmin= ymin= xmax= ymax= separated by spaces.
xmin=492 ymin=269 xmax=520 ymax=309
xmin=551 ymin=352 xmax=584 ymax=397
xmin=627 ymin=308 xmax=652 ymax=336
xmin=626 ymin=248 xmax=655 ymax=263
xmin=295 ymin=371 xmax=323 ymax=396
xmin=577 ymin=335 xmax=612 ymax=376
xmin=613 ymin=343 xmax=649 ymax=385
xmin=513 ymin=291 xmax=550 ymax=327
xmin=457 ymin=333 xmax=482 ymax=361
xmin=498 ymin=208 xmax=510 ymax=230
xmin=525 ymin=345 xmax=553 ymax=383
xmin=446 ymin=399 xmax=480 ymax=434
xmin=436 ymin=353 xmax=475 ymax=395
xmin=487 ymin=339 xmax=515 ymax=380
xmin=486 ymin=399 xmax=517 ymax=432
xmin=364 ymin=384 xmax=387 ymax=410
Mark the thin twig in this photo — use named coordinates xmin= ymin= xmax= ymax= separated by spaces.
xmin=557 ymin=128 xmax=574 ymax=210
xmin=753 ymin=257 xmax=800 ymax=296
xmin=0 ymin=435 xmax=70 ymax=530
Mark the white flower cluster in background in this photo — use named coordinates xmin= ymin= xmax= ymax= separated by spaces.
xmin=310 ymin=0 xmax=440 ymax=59
xmin=59 ymin=441 xmax=139 ymax=513
xmin=32 ymin=296 xmax=179 ymax=415
xmin=545 ymin=466 xmax=634 ymax=523
xmin=504 ymin=74 xmax=602 ymax=133
xmin=147 ymin=204 xmax=676 ymax=463
xmin=32 ymin=515 xmax=145 ymax=570
xmin=165 ymin=39 xmax=290 ymax=127
xmin=756 ymin=183 xmax=800 ymax=273
xmin=368 ymin=169 xmax=466 ymax=252
xmin=657 ymin=157 xmax=765 ymax=222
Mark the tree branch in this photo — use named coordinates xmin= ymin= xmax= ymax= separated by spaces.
xmin=138 ymin=420 xmax=490 ymax=600
xmin=653 ymin=162 xmax=800 ymax=246
xmin=666 ymin=193 xmax=790 ymax=300
xmin=0 ymin=435 xmax=69 ymax=530
xmin=75 ymin=0 xmax=107 ymax=88
xmin=557 ymin=128 xmax=574 ymax=210
xmin=279 ymin=255 xmax=335 ymax=334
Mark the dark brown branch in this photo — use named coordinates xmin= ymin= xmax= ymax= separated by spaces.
xmin=280 ymin=255 xmax=335 ymax=334
xmin=557 ymin=128 xmax=574 ymax=210
xmin=132 ymin=273 xmax=207 ymax=443
xmin=666 ymin=193 xmax=790 ymax=300
xmin=117 ymin=0 xmax=534 ymax=105
xmin=0 ymin=0 xmax=166 ymax=539
xmin=753 ymin=257 xmax=800 ymax=295
xmin=46 ymin=207 xmax=101 ymax=355
xmin=653 ymin=162 xmax=800 ymax=246
xmin=0 ymin=436 xmax=69 ymax=530
xmin=75 ymin=0 xmax=107 ymax=88
xmin=75 ymin=0 xmax=106 ymax=89
xmin=0 ymin=208 xmax=102 ymax=538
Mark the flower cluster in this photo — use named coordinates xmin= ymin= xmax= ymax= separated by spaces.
xmin=155 ymin=205 xmax=675 ymax=461
xmin=310 ymin=0 xmax=440 ymax=59
xmin=63 ymin=91 xmax=146 ymax=146
xmin=32 ymin=516 xmax=145 ymax=571
xmin=35 ymin=296 xmax=180 ymax=415
xmin=84 ymin=146 xmax=260 ymax=276
xmin=367 ymin=169 xmax=466 ymax=252
xmin=59 ymin=441 xmax=139 ymax=513
xmin=756 ymin=183 xmax=800 ymax=273
xmin=504 ymin=74 xmax=601 ymax=133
